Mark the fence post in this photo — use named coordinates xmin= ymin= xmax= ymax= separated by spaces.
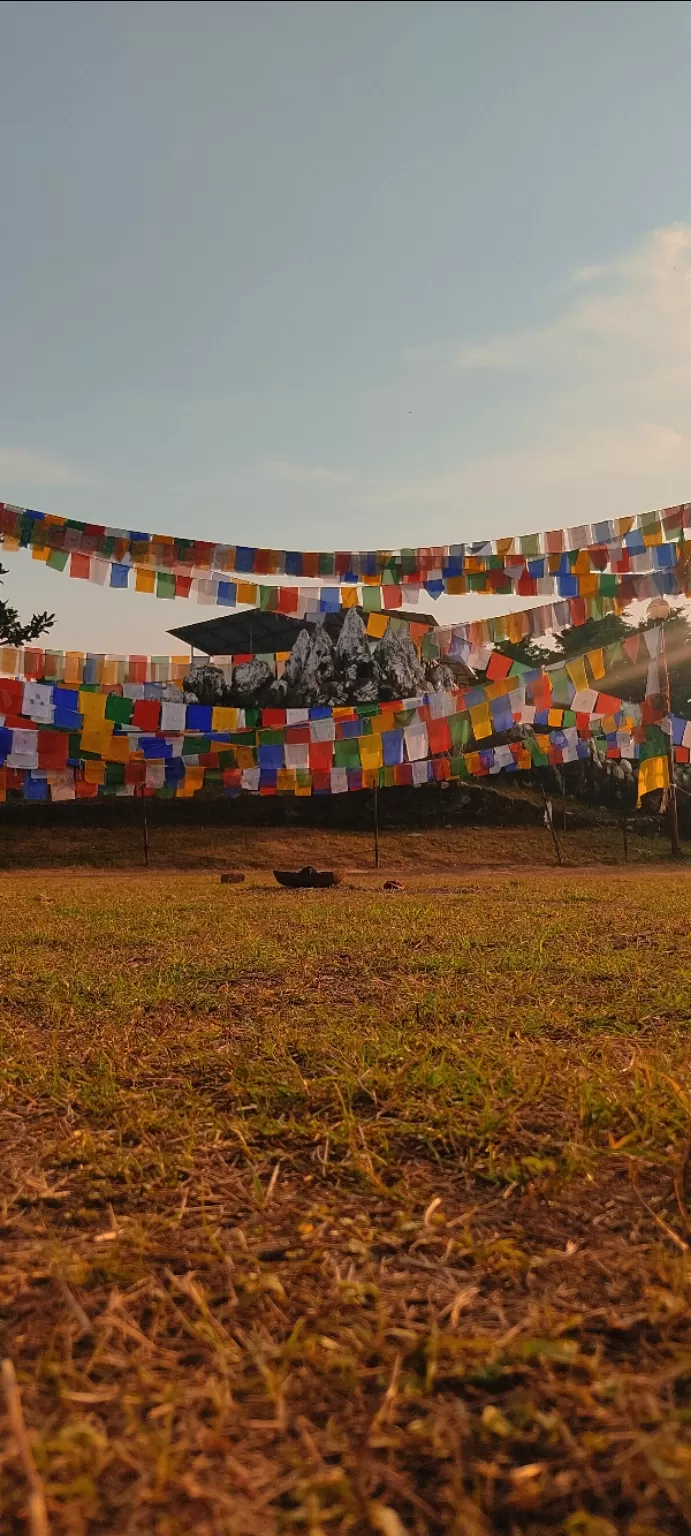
xmin=142 ymin=796 xmax=150 ymax=868
xmin=539 ymin=778 xmax=563 ymax=866
xmin=373 ymin=782 xmax=380 ymax=869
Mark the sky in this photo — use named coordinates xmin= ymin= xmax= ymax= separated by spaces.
xmin=2 ymin=0 xmax=691 ymax=654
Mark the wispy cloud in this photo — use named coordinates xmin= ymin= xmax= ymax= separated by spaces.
xmin=260 ymin=459 xmax=350 ymax=488
xmin=0 ymin=447 xmax=97 ymax=491
xmin=362 ymin=423 xmax=691 ymax=511
xmin=370 ymin=226 xmax=691 ymax=528
xmin=451 ymin=225 xmax=691 ymax=375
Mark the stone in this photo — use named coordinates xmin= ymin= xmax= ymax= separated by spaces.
xmin=336 ymin=608 xmax=379 ymax=702
xmin=301 ymin=621 xmax=338 ymax=706
xmin=424 ymin=659 xmax=457 ymax=693
xmin=183 ymin=663 xmax=228 ymax=705
xmin=374 ymin=621 xmax=427 ymax=700
xmin=232 ymin=659 xmax=275 ymax=702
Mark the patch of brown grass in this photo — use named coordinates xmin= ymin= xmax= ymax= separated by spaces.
xmin=1 ymin=871 xmax=691 ymax=1533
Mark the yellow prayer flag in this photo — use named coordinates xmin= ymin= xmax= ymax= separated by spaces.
xmin=182 ymin=766 xmax=205 ymax=795
xmin=469 ymin=702 xmax=492 ymax=740
xmin=369 ymin=712 xmax=396 ymax=736
xmin=587 ymin=648 xmax=605 ymax=681
xmin=359 ymin=734 xmax=383 ymax=771
xmin=277 ymin=769 xmax=296 ymax=793
xmin=80 ymin=722 xmax=114 ymax=756
xmin=106 ymin=735 xmax=131 ymax=763
xmin=565 ymin=656 xmax=588 ymax=692
xmin=637 ymin=754 xmax=669 ymax=806
xmin=340 ymin=586 xmax=359 ymax=608
xmin=547 ymin=708 xmax=563 ymax=727
xmin=236 ymin=746 xmax=256 ymax=770
xmin=212 ymin=706 xmax=238 ymax=732
xmin=507 ymin=611 xmax=526 ymax=643
xmin=64 ymin=652 xmax=84 ymax=684
xmin=135 ymin=567 xmax=156 ymax=594
xmin=0 ymin=648 xmax=19 ymax=675
xmin=237 ymin=581 xmax=257 ymax=606
xmin=79 ymin=690 xmax=107 ymax=723
xmin=83 ymin=760 xmax=106 ymax=785
xmin=366 ymin=613 xmax=388 ymax=638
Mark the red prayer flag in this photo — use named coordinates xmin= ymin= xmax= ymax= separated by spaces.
xmin=308 ymin=741 xmax=333 ymax=773
xmin=132 ymin=699 xmax=161 ymax=731
xmin=485 ymin=650 xmax=513 ymax=682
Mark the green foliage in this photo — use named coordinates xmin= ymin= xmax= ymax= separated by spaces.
xmin=0 ymin=555 xmax=54 ymax=645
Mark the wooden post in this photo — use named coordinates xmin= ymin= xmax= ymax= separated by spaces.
xmin=142 ymin=796 xmax=150 ymax=868
xmin=621 ymin=816 xmax=629 ymax=863
xmin=659 ymin=624 xmax=682 ymax=859
xmin=539 ymin=777 xmax=563 ymax=865
xmin=373 ymin=782 xmax=380 ymax=869
xmin=560 ymin=767 xmax=567 ymax=832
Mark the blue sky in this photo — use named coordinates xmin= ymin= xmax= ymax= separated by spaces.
xmin=2 ymin=0 xmax=691 ymax=652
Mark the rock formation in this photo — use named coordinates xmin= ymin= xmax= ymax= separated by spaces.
xmin=183 ymin=615 xmax=467 ymax=709
xmin=183 ymin=663 xmax=227 ymax=705
xmin=336 ymin=608 xmax=379 ymax=702
xmin=375 ymin=620 xmax=427 ymax=700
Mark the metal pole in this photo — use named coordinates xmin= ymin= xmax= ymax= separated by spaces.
xmin=539 ymin=776 xmax=563 ymax=865
xmin=659 ymin=624 xmax=682 ymax=859
xmin=373 ymin=782 xmax=380 ymax=869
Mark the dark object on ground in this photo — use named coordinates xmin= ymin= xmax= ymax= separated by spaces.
xmin=383 ymin=879 xmax=406 ymax=891
xmin=220 ymin=872 xmax=245 ymax=884
xmin=274 ymin=866 xmax=341 ymax=888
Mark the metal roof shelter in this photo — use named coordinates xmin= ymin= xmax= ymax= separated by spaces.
xmin=168 ymin=606 xmax=438 ymax=657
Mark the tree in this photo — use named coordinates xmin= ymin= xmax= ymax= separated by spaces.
xmin=495 ymin=605 xmax=691 ymax=715
xmin=496 ymin=612 xmax=631 ymax=670
xmin=0 ymin=557 xmax=54 ymax=646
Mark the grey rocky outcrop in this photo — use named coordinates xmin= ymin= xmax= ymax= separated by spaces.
xmin=183 ymin=615 xmax=464 ymax=708
xmin=375 ymin=621 xmax=427 ymax=700
xmin=336 ymin=608 xmax=379 ymax=702
xmin=183 ymin=663 xmax=227 ymax=704
xmin=232 ymin=659 xmax=275 ymax=701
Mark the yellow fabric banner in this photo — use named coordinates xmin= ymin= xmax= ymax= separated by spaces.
xmin=637 ymin=755 xmax=669 ymax=806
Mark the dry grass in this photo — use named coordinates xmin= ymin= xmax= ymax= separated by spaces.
xmin=1 ymin=869 xmax=691 ymax=1534
xmin=0 ymin=814 xmax=673 ymax=871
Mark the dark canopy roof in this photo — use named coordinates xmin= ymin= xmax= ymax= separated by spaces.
xmin=168 ymin=606 xmax=437 ymax=656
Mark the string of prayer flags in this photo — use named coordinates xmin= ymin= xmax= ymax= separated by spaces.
xmin=2 ymin=496 xmax=690 ymax=608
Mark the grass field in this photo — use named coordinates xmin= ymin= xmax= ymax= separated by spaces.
xmin=2 ymin=869 xmax=691 ymax=1534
